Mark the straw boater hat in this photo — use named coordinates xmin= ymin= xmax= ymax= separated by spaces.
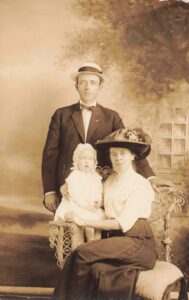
xmin=96 ymin=128 xmax=151 ymax=159
xmin=71 ymin=62 xmax=105 ymax=83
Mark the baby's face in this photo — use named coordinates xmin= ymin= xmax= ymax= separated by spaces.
xmin=77 ymin=149 xmax=95 ymax=173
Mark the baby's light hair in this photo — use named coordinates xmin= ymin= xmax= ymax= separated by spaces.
xmin=71 ymin=143 xmax=98 ymax=172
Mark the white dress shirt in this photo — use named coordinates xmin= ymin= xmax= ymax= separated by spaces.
xmin=79 ymin=100 xmax=97 ymax=142
xmin=104 ymin=167 xmax=155 ymax=233
xmin=45 ymin=100 xmax=97 ymax=196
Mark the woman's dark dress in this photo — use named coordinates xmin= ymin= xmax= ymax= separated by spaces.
xmin=52 ymin=219 xmax=157 ymax=300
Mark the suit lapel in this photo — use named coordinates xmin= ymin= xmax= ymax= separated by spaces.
xmin=71 ymin=103 xmax=85 ymax=142
xmin=86 ymin=104 xmax=103 ymax=142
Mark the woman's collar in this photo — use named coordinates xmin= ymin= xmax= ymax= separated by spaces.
xmin=115 ymin=166 xmax=135 ymax=179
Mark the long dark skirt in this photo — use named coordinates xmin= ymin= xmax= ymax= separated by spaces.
xmin=52 ymin=219 xmax=157 ymax=300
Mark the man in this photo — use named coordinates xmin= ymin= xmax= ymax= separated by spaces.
xmin=42 ymin=62 xmax=157 ymax=212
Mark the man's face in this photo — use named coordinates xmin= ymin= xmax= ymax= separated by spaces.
xmin=76 ymin=73 xmax=102 ymax=105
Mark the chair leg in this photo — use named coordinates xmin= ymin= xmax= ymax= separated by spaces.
xmin=131 ymin=296 xmax=144 ymax=300
xmin=178 ymin=277 xmax=188 ymax=300
xmin=163 ymin=293 xmax=170 ymax=300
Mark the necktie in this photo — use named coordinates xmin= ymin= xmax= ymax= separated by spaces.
xmin=80 ymin=103 xmax=95 ymax=111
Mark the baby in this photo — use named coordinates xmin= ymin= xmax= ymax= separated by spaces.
xmin=54 ymin=143 xmax=105 ymax=241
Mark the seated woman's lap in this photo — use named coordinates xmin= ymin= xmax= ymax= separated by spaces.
xmin=67 ymin=235 xmax=156 ymax=300
xmin=73 ymin=234 xmax=156 ymax=270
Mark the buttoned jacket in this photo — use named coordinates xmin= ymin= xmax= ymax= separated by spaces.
xmin=42 ymin=102 xmax=154 ymax=196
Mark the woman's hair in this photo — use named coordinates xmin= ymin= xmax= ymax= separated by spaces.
xmin=71 ymin=143 xmax=98 ymax=172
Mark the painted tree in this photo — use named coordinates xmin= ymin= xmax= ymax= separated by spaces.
xmin=63 ymin=0 xmax=189 ymax=101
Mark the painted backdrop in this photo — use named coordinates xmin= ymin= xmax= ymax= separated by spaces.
xmin=0 ymin=0 xmax=189 ymax=288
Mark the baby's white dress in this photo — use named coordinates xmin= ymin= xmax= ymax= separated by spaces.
xmin=54 ymin=170 xmax=105 ymax=221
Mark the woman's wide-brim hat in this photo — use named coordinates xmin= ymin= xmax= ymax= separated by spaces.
xmin=71 ymin=62 xmax=105 ymax=83
xmin=96 ymin=128 xmax=151 ymax=159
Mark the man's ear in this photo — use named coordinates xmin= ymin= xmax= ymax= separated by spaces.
xmin=75 ymin=83 xmax=78 ymax=90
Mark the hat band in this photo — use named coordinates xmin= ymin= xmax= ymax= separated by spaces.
xmin=78 ymin=66 xmax=102 ymax=74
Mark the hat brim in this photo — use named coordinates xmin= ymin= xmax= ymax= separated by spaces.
xmin=96 ymin=140 xmax=151 ymax=159
xmin=71 ymin=71 xmax=105 ymax=83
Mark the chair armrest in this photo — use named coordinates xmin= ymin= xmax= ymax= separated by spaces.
xmin=149 ymin=186 xmax=185 ymax=262
xmin=49 ymin=221 xmax=84 ymax=269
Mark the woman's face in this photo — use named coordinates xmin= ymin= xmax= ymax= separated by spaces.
xmin=110 ymin=147 xmax=134 ymax=172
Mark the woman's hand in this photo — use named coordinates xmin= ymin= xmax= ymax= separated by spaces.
xmin=65 ymin=212 xmax=120 ymax=231
xmin=65 ymin=211 xmax=85 ymax=227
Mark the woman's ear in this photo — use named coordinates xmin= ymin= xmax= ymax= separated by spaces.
xmin=99 ymin=83 xmax=103 ymax=90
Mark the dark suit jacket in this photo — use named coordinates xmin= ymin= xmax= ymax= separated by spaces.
xmin=42 ymin=102 xmax=154 ymax=196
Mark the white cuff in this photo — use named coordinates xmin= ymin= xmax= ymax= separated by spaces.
xmin=147 ymin=176 xmax=156 ymax=181
xmin=45 ymin=191 xmax=56 ymax=196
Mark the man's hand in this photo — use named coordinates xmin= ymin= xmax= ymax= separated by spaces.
xmin=149 ymin=176 xmax=175 ymax=193
xmin=43 ymin=193 xmax=59 ymax=212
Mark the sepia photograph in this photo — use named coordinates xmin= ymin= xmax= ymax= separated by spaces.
xmin=0 ymin=0 xmax=189 ymax=299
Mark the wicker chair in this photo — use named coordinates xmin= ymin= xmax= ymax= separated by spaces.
xmin=49 ymin=167 xmax=188 ymax=300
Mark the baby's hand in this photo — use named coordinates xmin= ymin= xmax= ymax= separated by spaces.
xmin=93 ymin=200 xmax=102 ymax=209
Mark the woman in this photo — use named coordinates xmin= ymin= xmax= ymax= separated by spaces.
xmin=52 ymin=128 xmax=157 ymax=300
